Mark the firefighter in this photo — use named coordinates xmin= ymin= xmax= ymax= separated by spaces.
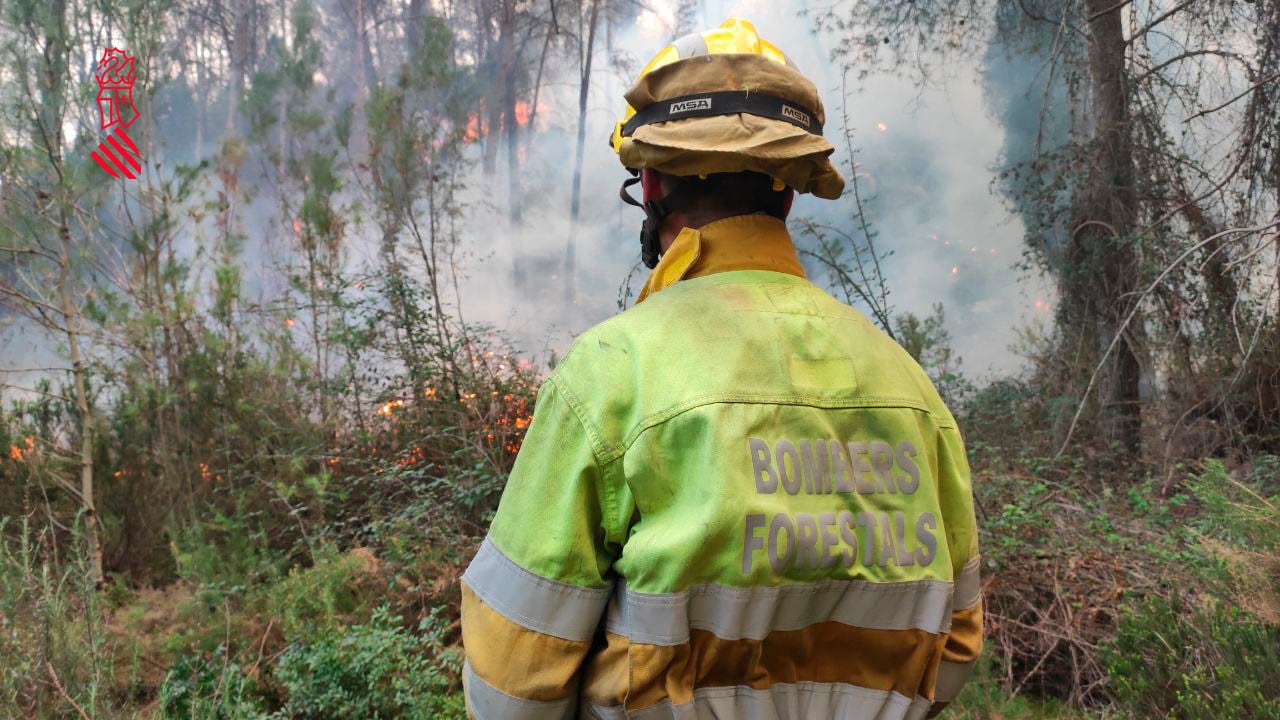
xmin=460 ymin=18 xmax=982 ymax=719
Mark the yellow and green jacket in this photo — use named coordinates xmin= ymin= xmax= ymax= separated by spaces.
xmin=461 ymin=215 xmax=983 ymax=719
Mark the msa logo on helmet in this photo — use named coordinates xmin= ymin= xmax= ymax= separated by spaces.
xmin=669 ymin=97 xmax=712 ymax=114
xmin=780 ymin=104 xmax=811 ymax=128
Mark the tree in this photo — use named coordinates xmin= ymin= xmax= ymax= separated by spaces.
xmin=815 ymin=0 xmax=1280 ymax=455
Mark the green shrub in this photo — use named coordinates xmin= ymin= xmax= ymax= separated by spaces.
xmin=266 ymin=545 xmax=378 ymax=638
xmin=1105 ymin=596 xmax=1280 ymax=718
xmin=1103 ymin=460 xmax=1280 ymax=718
xmin=273 ymin=604 xmax=463 ymax=719
xmin=173 ymin=505 xmax=286 ymax=608
xmin=0 ymin=517 xmax=111 ymax=717
xmin=158 ymin=645 xmax=271 ymax=719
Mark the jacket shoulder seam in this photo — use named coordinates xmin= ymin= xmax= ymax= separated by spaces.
xmin=619 ymin=394 xmax=946 ymax=453
xmin=544 ymin=376 xmax=625 ymax=543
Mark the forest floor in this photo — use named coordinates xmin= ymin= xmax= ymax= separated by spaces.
xmin=4 ymin=375 xmax=1278 ymax=719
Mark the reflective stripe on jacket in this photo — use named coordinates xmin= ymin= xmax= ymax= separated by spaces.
xmin=461 ymin=214 xmax=983 ymax=719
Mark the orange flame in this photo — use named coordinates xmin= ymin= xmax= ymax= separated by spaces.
xmin=380 ymin=399 xmax=405 ymax=417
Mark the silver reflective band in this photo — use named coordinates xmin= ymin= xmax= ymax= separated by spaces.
xmin=934 ymin=659 xmax=976 ymax=702
xmin=606 ymin=577 xmax=954 ymax=646
xmin=587 ymin=681 xmax=931 ymax=720
xmin=953 ymin=557 xmax=982 ymax=611
xmin=462 ymin=537 xmax=612 ymax=642
xmin=671 ymin=32 xmax=710 ymax=60
xmin=464 ymin=661 xmax=576 ymax=720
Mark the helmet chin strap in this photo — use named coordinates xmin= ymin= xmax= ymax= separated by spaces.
xmin=620 ymin=174 xmax=692 ymax=269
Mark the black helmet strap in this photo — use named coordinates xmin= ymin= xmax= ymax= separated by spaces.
xmin=620 ymin=174 xmax=694 ymax=270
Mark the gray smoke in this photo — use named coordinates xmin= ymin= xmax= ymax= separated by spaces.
xmin=454 ymin=0 xmax=1051 ymax=379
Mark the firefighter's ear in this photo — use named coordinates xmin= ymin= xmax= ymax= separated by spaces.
xmin=641 ymin=168 xmax=664 ymax=204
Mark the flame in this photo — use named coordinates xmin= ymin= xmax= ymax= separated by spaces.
xmin=876 ymin=122 xmax=888 ymax=132
xmin=199 ymin=463 xmax=211 ymax=480
xmin=951 ymin=266 xmax=959 ymax=276
xmin=514 ymin=102 xmax=533 ymax=127
xmin=284 ymin=318 xmax=295 ymax=327
xmin=464 ymin=115 xmax=483 ymax=143
xmin=424 ymin=387 xmax=437 ymax=398
xmin=292 ymin=217 xmax=302 ymax=235
xmin=380 ymin=399 xmax=405 ymax=416
xmin=9 ymin=436 xmax=35 ymax=460
xmin=463 ymin=100 xmax=546 ymax=145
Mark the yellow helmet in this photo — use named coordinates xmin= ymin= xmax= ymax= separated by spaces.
xmin=611 ymin=18 xmax=845 ymax=200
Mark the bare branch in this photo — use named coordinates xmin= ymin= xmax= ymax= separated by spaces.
xmin=1124 ymin=0 xmax=1201 ymax=47
xmin=1055 ymin=220 xmax=1280 ymax=458
xmin=1183 ymin=69 xmax=1280 ymax=123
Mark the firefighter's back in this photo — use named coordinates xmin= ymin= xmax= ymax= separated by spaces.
xmin=462 ymin=266 xmax=983 ymax=720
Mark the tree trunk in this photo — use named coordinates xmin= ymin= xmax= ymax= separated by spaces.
xmin=225 ymin=0 xmax=250 ymax=133
xmin=565 ymin=0 xmax=601 ymax=301
xmin=1071 ymin=0 xmax=1142 ymax=452
xmin=504 ymin=0 xmax=522 ymax=223
xmin=58 ymin=214 xmax=104 ymax=589
xmin=483 ymin=0 xmax=512 ymax=176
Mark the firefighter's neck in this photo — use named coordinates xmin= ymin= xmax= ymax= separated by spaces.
xmin=660 ymin=210 xmax=762 ymax=252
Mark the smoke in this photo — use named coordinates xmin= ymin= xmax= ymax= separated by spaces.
xmin=1 ymin=0 xmax=1054 ymax=398
xmin=454 ymin=0 xmax=1052 ymax=378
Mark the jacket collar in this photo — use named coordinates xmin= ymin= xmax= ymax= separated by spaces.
xmin=636 ymin=214 xmax=806 ymax=303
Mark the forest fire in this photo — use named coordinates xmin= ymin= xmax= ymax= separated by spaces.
xmin=462 ymin=99 xmax=546 ymax=143
xmin=8 ymin=436 xmax=35 ymax=461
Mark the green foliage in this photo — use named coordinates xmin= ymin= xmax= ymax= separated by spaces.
xmin=159 ymin=645 xmax=271 ymax=719
xmin=1103 ymin=460 xmax=1280 ymax=718
xmin=273 ymin=605 xmax=464 ymax=720
xmin=0 ymin=517 xmax=111 ymax=717
xmin=266 ymin=546 xmax=376 ymax=638
xmin=1105 ymin=597 xmax=1280 ymax=719
xmin=894 ymin=303 xmax=971 ymax=405
xmin=174 ymin=506 xmax=285 ymax=608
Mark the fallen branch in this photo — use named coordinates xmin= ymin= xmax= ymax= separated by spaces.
xmin=45 ymin=662 xmax=91 ymax=720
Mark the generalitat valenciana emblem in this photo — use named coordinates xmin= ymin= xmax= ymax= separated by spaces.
xmin=91 ymin=48 xmax=143 ymax=180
